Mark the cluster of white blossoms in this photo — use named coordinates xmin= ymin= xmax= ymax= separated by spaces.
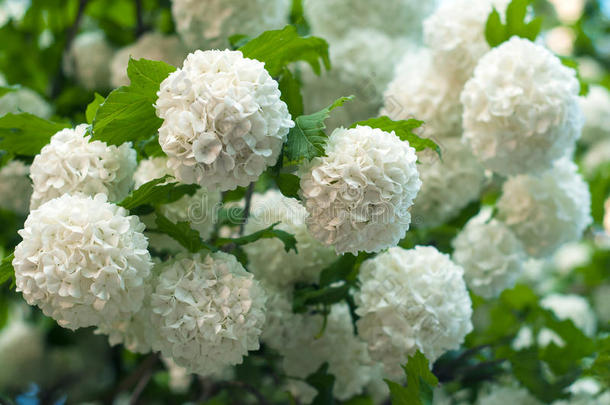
xmin=0 ymin=160 xmax=32 ymax=215
xmin=110 ymin=33 xmax=189 ymax=88
xmin=150 ymin=252 xmax=266 ymax=376
xmin=411 ymin=138 xmax=487 ymax=228
xmin=29 ymin=124 xmax=137 ymax=209
xmin=12 ymin=194 xmax=153 ymax=330
xmin=64 ymin=31 xmax=115 ymax=90
xmin=300 ymin=125 xmax=421 ymax=254
xmin=243 ymin=191 xmax=337 ymax=286
xmin=475 ymin=382 xmax=543 ymax=405
xmin=452 ymin=208 xmax=526 ymax=298
xmin=0 ymin=86 xmax=52 ymax=119
xmin=355 ymin=246 xmax=473 ymax=377
xmin=461 ymin=37 xmax=583 ymax=176
xmin=497 ymin=158 xmax=592 ymax=258
xmin=156 ymin=50 xmax=294 ymax=191
xmin=579 ymin=84 xmax=610 ymax=145
xmin=171 ymin=0 xmax=290 ymax=49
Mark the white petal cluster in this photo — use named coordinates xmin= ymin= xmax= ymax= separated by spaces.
xmin=0 ymin=87 xmax=52 ymax=118
xmin=161 ymin=357 xmax=194 ymax=394
xmin=133 ymin=156 xmax=172 ymax=188
xmin=411 ymin=138 xmax=487 ymax=228
xmin=156 ymin=50 xmax=294 ymax=192
xmin=171 ymin=0 xmax=290 ymax=49
xmin=579 ymin=85 xmax=610 ymax=145
xmin=64 ymin=31 xmax=115 ymax=90
xmin=423 ymin=0 xmax=511 ymax=83
xmin=461 ymin=37 xmax=583 ymax=176
xmin=540 ymin=293 xmax=597 ymax=337
xmin=381 ymin=48 xmax=463 ymax=140
xmin=13 ymin=194 xmax=153 ymax=330
xmin=243 ymin=190 xmax=337 ymax=286
xmin=110 ymin=33 xmax=189 ymax=88
xmin=452 ymin=208 xmax=526 ymax=298
xmin=0 ymin=160 xmax=32 ymax=215
xmin=582 ymin=139 xmax=610 ymax=176
xmin=150 ymin=252 xmax=266 ymax=376
xmin=605 ymin=198 xmax=610 ymax=236
xmin=476 ymin=382 xmax=542 ymax=405
xmin=355 ymin=246 xmax=473 ymax=377
xmin=304 ymin=0 xmax=438 ymax=41
xmin=29 ymin=124 xmax=137 ymax=209
xmin=497 ymin=158 xmax=592 ymax=258
xmin=300 ymin=126 xmax=421 ymax=254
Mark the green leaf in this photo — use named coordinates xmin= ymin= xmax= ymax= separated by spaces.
xmin=351 ymin=116 xmax=440 ymax=156
xmin=305 ymin=363 xmax=335 ymax=405
xmin=485 ymin=8 xmax=506 ymax=48
xmin=560 ymin=57 xmax=590 ymax=96
xmin=484 ymin=0 xmax=542 ymax=48
xmin=505 ymin=0 xmax=529 ymax=35
xmin=293 ymin=283 xmax=351 ymax=312
xmin=275 ymin=173 xmax=301 ymax=199
xmin=278 ymin=68 xmax=304 ymax=117
xmin=0 ymin=113 xmax=70 ymax=156
xmin=238 ymin=25 xmax=330 ymax=77
xmin=0 ymin=85 xmax=20 ymax=97
xmin=92 ymin=58 xmax=176 ymax=146
xmin=509 ymin=348 xmax=571 ymax=402
xmin=117 ymin=175 xmax=198 ymax=210
xmin=85 ymin=92 xmax=105 ymax=124
xmin=385 ymin=352 xmax=439 ymax=405
xmin=289 ymin=0 xmax=311 ymax=36
xmin=285 ymin=96 xmax=353 ymax=162
xmin=216 ymin=222 xmax=297 ymax=253
xmin=154 ymin=212 xmax=214 ymax=253
xmin=0 ymin=252 xmax=15 ymax=288
xmin=318 ymin=254 xmax=357 ymax=287
xmin=228 ymin=34 xmax=251 ymax=50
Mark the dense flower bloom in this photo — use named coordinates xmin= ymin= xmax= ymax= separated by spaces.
xmin=243 ymin=190 xmax=337 ymax=286
xmin=423 ymin=0 xmax=511 ymax=83
xmin=0 ymin=160 xmax=32 ymax=215
xmin=171 ymin=0 xmax=290 ymax=49
xmin=355 ymin=246 xmax=473 ymax=377
xmin=29 ymin=124 xmax=137 ymax=209
xmin=475 ymin=382 xmax=542 ymax=405
xmin=582 ymin=139 xmax=610 ymax=176
xmin=156 ymin=50 xmax=294 ymax=191
xmin=110 ymin=33 xmax=189 ymax=87
xmin=579 ymin=85 xmax=610 ymax=145
xmin=0 ymin=83 xmax=52 ymax=118
xmin=411 ymin=138 xmax=487 ymax=228
xmin=452 ymin=208 xmax=526 ymax=298
xmin=497 ymin=158 xmax=592 ymax=258
xmin=13 ymin=194 xmax=153 ymax=330
xmin=64 ymin=31 xmax=114 ymax=90
xmin=304 ymin=0 xmax=438 ymax=41
xmin=381 ymin=48 xmax=463 ymax=140
xmin=150 ymin=252 xmax=266 ymax=376
xmin=300 ymin=125 xmax=421 ymax=254
xmin=461 ymin=37 xmax=583 ymax=176
xmin=541 ymin=293 xmax=597 ymax=337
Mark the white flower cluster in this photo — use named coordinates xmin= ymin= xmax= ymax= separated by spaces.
xmin=29 ymin=124 xmax=137 ymax=209
xmin=579 ymin=85 xmax=610 ymax=145
xmin=582 ymin=138 xmax=610 ymax=176
xmin=111 ymin=33 xmax=189 ymax=88
xmin=64 ymin=31 xmax=115 ymax=90
xmin=13 ymin=194 xmax=153 ymax=330
xmin=411 ymin=138 xmax=487 ymax=228
xmin=0 ymin=160 xmax=32 ymax=215
xmin=540 ymin=293 xmax=597 ymax=337
xmin=0 ymin=86 xmax=52 ymax=118
xmin=171 ymin=0 xmax=290 ymax=49
xmin=497 ymin=158 xmax=592 ymax=258
xmin=156 ymin=50 xmax=294 ymax=192
xmin=150 ymin=252 xmax=266 ymax=376
xmin=355 ymin=246 xmax=473 ymax=377
xmin=423 ymin=0 xmax=511 ymax=84
xmin=300 ymin=125 xmax=421 ymax=254
xmin=461 ymin=37 xmax=583 ymax=176
xmin=475 ymin=382 xmax=543 ymax=405
xmin=452 ymin=208 xmax=526 ymax=298
xmin=243 ymin=190 xmax=336 ymax=286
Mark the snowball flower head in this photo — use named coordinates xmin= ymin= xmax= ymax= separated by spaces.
xmin=150 ymin=252 xmax=266 ymax=376
xmin=156 ymin=50 xmax=294 ymax=192
xmin=497 ymin=158 xmax=592 ymax=258
xmin=452 ymin=208 xmax=526 ymax=298
xmin=300 ymin=125 xmax=421 ymax=254
xmin=0 ymin=87 xmax=52 ymax=118
xmin=423 ymin=0 xmax=511 ymax=83
xmin=579 ymin=85 xmax=610 ymax=145
xmin=461 ymin=37 xmax=583 ymax=176
xmin=381 ymin=48 xmax=463 ymax=140
xmin=243 ymin=190 xmax=337 ymax=286
xmin=411 ymin=138 xmax=487 ymax=228
xmin=171 ymin=0 xmax=290 ymax=49
xmin=29 ymin=124 xmax=137 ymax=209
xmin=540 ymin=293 xmax=597 ymax=337
xmin=13 ymin=194 xmax=153 ymax=330
xmin=0 ymin=312 xmax=44 ymax=389
xmin=355 ymin=246 xmax=473 ymax=377
xmin=64 ymin=31 xmax=114 ymax=90
xmin=476 ymin=382 xmax=543 ymax=405
xmin=111 ymin=33 xmax=189 ymax=88
xmin=0 ymin=160 xmax=32 ymax=215
xmin=582 ymin=139 xmax=610 ymax=176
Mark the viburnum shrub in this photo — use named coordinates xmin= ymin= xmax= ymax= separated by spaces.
xmin=0 ymin=0 xmax=608 ymax=404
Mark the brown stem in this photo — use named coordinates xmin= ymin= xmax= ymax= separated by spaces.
xmin=105 ymin=353 xmax=159 ymax=404
xmin=134 ymin=0 xmax=145 ymax=38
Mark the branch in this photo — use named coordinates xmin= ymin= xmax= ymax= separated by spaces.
xmin=105 ymin=353 xmax=160 ymax=404
xmin=134 ymin=0 xmax=145 ymax=38
xmin=239 ymin=182 xmax=255 ymax=236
